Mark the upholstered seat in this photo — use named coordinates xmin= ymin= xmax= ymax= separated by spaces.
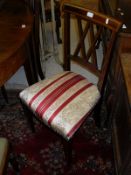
xmin=0 ymin=138 xmax=9 ymax=175
xmin=20 ymin=71 xmax=100 ymax=140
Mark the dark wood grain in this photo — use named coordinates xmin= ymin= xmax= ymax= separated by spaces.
xmin=99 ymin=1 xmax=131 ymax=174
xmin=63 ymin=1 xmax=122 ymax=92
xmin=0 ymin=0 xmax=33 ymax=87
xmin=120 ymin=53 xmax=131 ymax=106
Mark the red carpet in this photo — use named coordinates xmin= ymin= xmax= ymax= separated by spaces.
xmin=0 ymin=91 xmax=114 ymax=175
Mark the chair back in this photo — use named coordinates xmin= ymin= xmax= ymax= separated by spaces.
xmin=24 ymin=0 xmax=43 ymax=82
xmin=24 ymin=0 xmax=40 ymax=45
xmin=62 ymin=2 xmax=122 ymax=94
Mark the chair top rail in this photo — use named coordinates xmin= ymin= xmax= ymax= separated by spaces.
xmin=62 ymin=2 xmax=122 ymax=32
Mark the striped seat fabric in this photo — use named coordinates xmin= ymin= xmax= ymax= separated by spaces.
xmin=20 ymin=71 xmax=100 ymax=140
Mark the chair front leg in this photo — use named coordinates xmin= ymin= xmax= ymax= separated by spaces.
xmin=20 ymin=99 xmax=35 ymax=132
xmin=62 ymin=138 xmax=73 ymax=168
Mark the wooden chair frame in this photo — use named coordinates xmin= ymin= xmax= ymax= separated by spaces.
xmin=20 ymin=1 xmax=122 ymax=168
xmin=63 ymin=3 xmax=122 ymax=94
xmin=24 ymin=0 xmax=45 ymax=82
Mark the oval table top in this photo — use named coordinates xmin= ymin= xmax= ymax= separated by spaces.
xmin=0 ymin=0 xmax=33 ymax=64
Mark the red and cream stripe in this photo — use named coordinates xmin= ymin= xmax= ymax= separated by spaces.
xmin=20 ymin=71 xmax=100 ymax=140
xmin=29 ymin=71 xmax=72 ymax=106
xmin=47 ymin=83 xmax=93 ymax=125
xmin=35 ymin=74 xmax=86 ymax=117
xmin=29 ymin=72 xmax=80 ymax=110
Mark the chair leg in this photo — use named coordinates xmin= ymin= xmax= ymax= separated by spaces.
xmin=62 ymin=139 xmax=72 ymax=168
xmin=93 ymin=98 xmax=103 ymax=127
xmin=20 ymin=99 xmax=35 ymax=132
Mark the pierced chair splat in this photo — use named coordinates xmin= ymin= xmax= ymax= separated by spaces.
xmin=19 ymin=1 xmax=122 ymax=165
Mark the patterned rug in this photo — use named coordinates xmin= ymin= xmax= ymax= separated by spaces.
xmin=0 ymin=91 xmax=114 ymax=175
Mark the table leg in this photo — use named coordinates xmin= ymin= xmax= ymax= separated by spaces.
xmin=1 ymin=85 xmax=8 ymax=103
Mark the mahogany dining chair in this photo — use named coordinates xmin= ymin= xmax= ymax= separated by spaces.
xmin=19 ymin=0 xmax=122 ymax=166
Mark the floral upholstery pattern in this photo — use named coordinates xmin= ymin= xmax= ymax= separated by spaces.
xmin=20 ymin=71 xmax=100 ymax=140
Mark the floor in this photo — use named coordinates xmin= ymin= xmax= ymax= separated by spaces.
xmin=0 ymin=93 xmax=113 ymax=175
